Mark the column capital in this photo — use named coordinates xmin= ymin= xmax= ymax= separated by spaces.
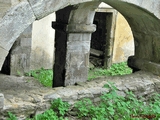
xmin=66 ymin=23 xmax=96 ymax=33
xmin=52 ymin=22 xmax=96 ymax=33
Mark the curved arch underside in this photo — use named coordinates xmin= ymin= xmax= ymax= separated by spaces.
xmin=0 ymin=0 xmax=160 ymax=81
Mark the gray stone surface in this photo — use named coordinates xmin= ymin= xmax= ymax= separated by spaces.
xmin=0 ymin=71 xmax=160 ymax=119
xmin=28 ymin=0 xmax=94 ymax=19
xmin=0 ymin=93 xmax=4 ymax=109
xmin=9 ymin=24 xmax=32 ymax=75
xmin=0 ymin=0 xmax=35 ymax=69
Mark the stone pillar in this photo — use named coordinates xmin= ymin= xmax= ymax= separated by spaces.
xmin=52 ymin=7 xmax=96 ymax=87
xmin=65 ymin=24 xmax=96 ymax=86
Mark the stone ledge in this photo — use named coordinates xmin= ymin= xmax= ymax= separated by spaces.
xmin=0 ymin=71 xmax=160 ymax=119
xmin=128 ymin=56 xmax=160 ymax=75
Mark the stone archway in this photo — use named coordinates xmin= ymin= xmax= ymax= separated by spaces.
xmin=102 ymin=0 xmax=160 ymax=74
xmin=52 ymin=0 xmax=160 ymax=86
xmin=0 ymin=0 xmax=160 ymax=87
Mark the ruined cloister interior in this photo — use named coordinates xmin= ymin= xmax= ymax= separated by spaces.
xmin=0 ymin=0 xmax=160 ymax=119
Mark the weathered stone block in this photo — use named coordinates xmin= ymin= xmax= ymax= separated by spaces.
xmin=66 ymin=24 xmax=96 ymax=33
xmin=0 ymin=1 xmax=35 ymax=70
xmin=128 ymin=56 xmax=160 ymax=76
xmin=20 ymin=38 xmax=32 ymax=47
xmin=28 ymin=0 xmax=93 ymax=19
xmin=67 ymin=41 xmax=91 ymax=53
xmin=68 ymin=33 xmax=91 ymax=41
xmin=0 ymin=1 xmax=35 ymax=50
xmin=10 ymin=53 xmax=30 ymax=75
xmin=0 ymin=93 xmax=4 ymax=109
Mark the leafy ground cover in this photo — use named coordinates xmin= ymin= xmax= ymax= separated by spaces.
xmin=25 ymin=62 xmax=132 ymax=87
xmin=88 ymin=62 xmax=132 ymax=80
xmin=7 ymin=83 xmax=160 ymax=120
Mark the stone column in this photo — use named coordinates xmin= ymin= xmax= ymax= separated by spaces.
xmin=65 ymin=24 xmax=96 ymax=86
xmin=52 ymin=4 xmax=97 ymax=87
xmin=52 ymin=14 xmax=96 ymax=87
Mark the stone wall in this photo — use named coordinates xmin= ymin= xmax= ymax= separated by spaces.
xmin=1 ymin=24 xmax=32 ymax=75
xmin=0 ymin=71 xmax=159 ymax=119
xmin=30 ymin=13 xmax=55 ymax=70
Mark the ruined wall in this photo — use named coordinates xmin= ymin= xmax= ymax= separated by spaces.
xmin=112 ymin=13 xmax=134 ymax=63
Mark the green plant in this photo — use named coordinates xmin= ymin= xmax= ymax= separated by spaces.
xmin=51 ymin=98 xmax=70 ymax=117
xmin=25 ymin=68 xmax=53 ymax=87
xmin=74 ymin=98 xmax=106 ymax=119
xmin=74 ymin=82 xmax=160 ymax=120
xmin=7 ymin=86 xmax=160 ymax=120
xmin=32 ymin=109 xmax=59 ymax=120
xmin=88 ymin=62 xmax=132 ymax=80
xmin=7 ymin=112 xmax=17 ymax=120
xmin=107 ymin=62 xmax=132 ymax=75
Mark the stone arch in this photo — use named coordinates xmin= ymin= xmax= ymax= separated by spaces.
xmin=0 ymin=0 xmax=160 ymax=86
xmin=0 ymin=0 xmax=94 ymax=69
xmin=53 ymin=0 xmax=160 ymax=86
xmin=102 ymin=0 xmax=160 ymax=74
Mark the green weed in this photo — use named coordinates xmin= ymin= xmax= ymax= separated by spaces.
xmin=88 ymin=62 xmax=132 ymax=80
xmin=31 ymin=109 xmax=59 ymax=120
xmin=25 ymin=98 xmax=69 ymax=120
xmin=7 ymin=83 xmax=160 ymax=120
xmin=51 ymin=98 xmax=70 ymax=116
xmin=74 ymin=83 xmax=160 ymax=120
xmin=7 ymin=112 xmax=17 ymax=120
xmin=25 ymin=68 xmax=53 ymax=87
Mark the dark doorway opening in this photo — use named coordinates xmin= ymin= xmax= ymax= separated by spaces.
xmin=90 ymin=9 xmax=117 ymax=69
